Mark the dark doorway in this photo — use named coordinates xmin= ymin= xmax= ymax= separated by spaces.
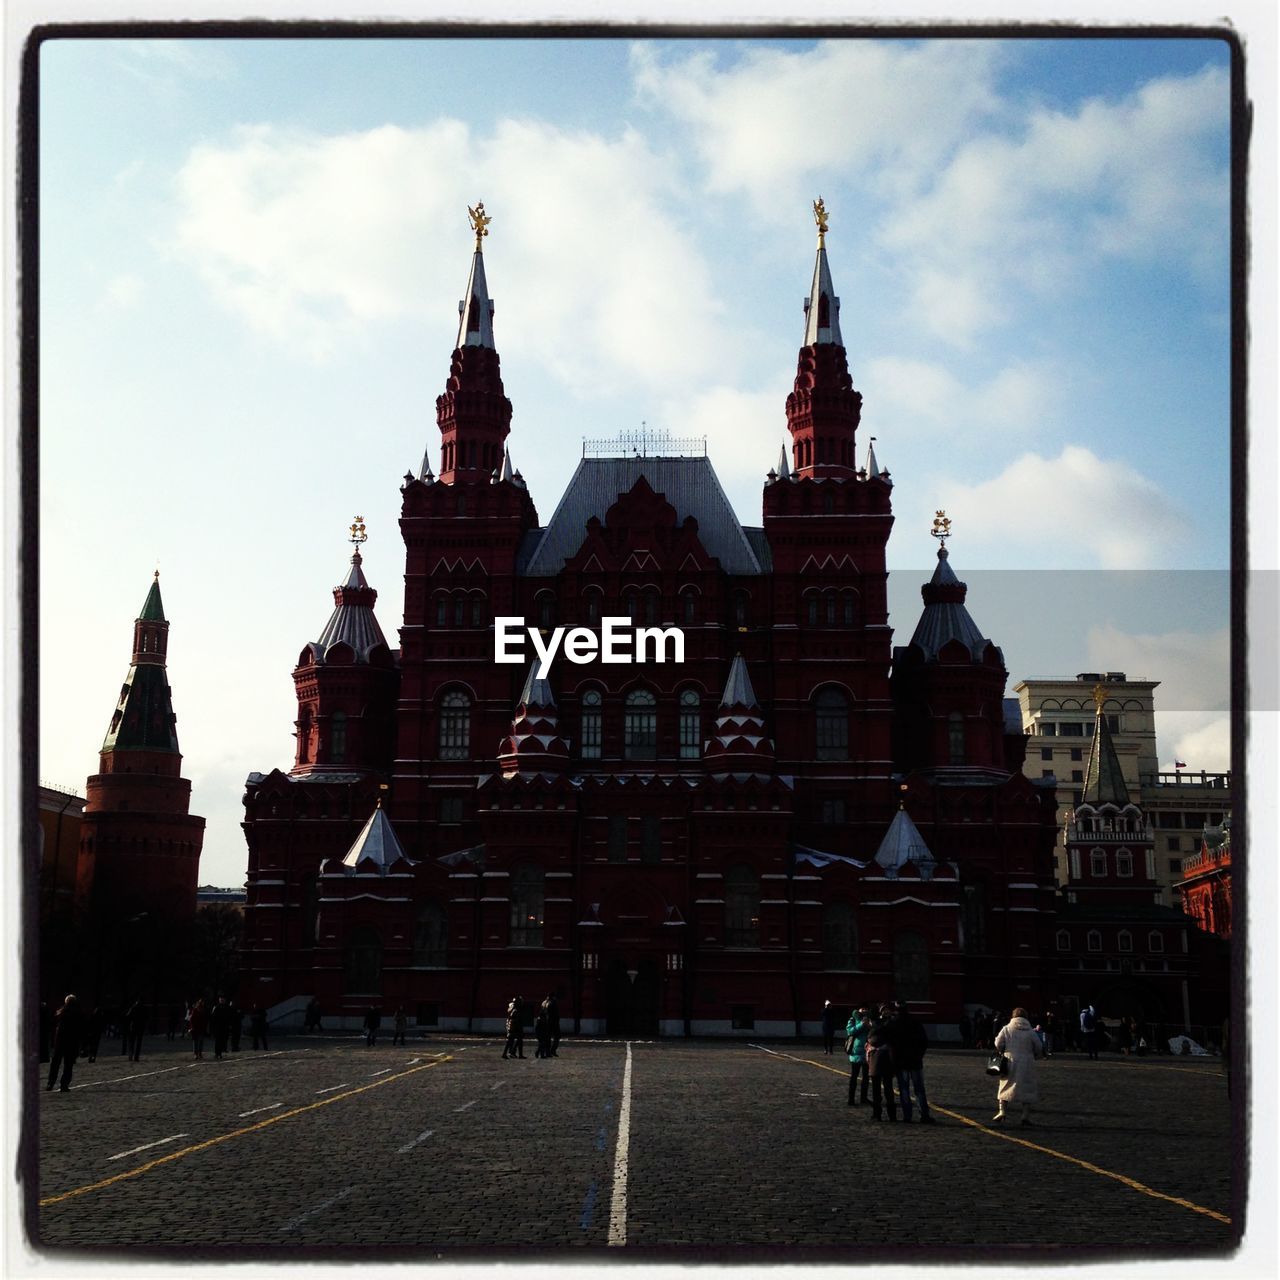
xmin=604 ymin=956 xmax=660 ymax=1037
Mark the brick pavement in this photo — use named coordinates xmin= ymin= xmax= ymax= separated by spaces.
xmin=30 ymin=1034 xmax=1238 ymax=1257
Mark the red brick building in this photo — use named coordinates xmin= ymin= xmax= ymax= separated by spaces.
xmin=1178 ymin=821 xmax=1232 ymax=939
xmin=239 ymin=208 xmax=1062 ymax=1037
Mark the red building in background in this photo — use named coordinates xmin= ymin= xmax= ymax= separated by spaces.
xmin=1178 ymin=821 xmax=1232 ymax=939
xmin=238 ymin=204 xmax=1065 ymax=1037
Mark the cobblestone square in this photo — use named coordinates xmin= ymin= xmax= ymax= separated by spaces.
xmin=31 ymin=1034 xmax=1239 ymax=1259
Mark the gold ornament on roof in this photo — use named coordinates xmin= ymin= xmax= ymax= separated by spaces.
xmin=931 ymin=509 xmax=952 ymax=547
xmin=349 ymin=515 xmax=367 ymax=548
xmin=468 ymin=201 xmax=492 ymax=251
xmin=813 ymin=196 xmax=829 ymax=248
xmin=1092 ymin=683 xmax=1109 ymax=713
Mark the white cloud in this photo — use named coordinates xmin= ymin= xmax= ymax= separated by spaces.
xmin=1165 ymin=715 xmax=1231 ymax=774
xmin=101 ymin=273 xmax=143 ymax=309
xmin=935 ymin=445 xmax=1184 ymax=569
xmin=171 ymin=119 xmax=720 ymax=391
xmin=657 ymin=383 xmax=787 ymax=498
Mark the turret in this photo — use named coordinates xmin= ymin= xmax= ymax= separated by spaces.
xmin=785 ymin=198 xmax=862 ymax=479
xmin=291 ymin=518 xmax=399 ymax=776
xmin=704 ymin=654 xmax=776 ymax=779
xmin=435 ymin=201 xmax=514 ymax=484
xmin=497 ymin=663 xmax=570 ymax=776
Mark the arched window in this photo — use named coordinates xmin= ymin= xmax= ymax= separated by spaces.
xmin=1086 ymin=929 xmax=1102 ymax=952
xmin=344 ymin=926 xmax=382 ymax=993
xmin=678 ymin=689 xmax=701 ymax=760
xmin=456 ymin=492 xmax=467 ymax=516
xmin=296 ymin=709 xmax=312 ymax=765
xmin=580 ymin=689 xmax=603 ymax=760
xmin=724 ymin=866 xmax=760 ymax=948
xmin=1090 ymin=848 xmax=1107 ymax=877
xmin=436 ymin=597 xmax=447 ymax=627
xmin=1056 ymin=929 xmax=1071 ymax=951
xmin=815 ymin=688 xmax=849 ymax=760
xmin=948 ymin=712 xmax=965 ymax=766
xmin=822 ymin=902 xmax=857 ymax=969
xmin=734 ymin=591 xmax=749 ymax=626
xmin=1117 ymin=929 xmax=1133 ymax=953
xmin=439 ymin=691 xmax=471 ymax=760
xmin=454 ymin=595 xmax=466 ymax=626
xmin=892 ymin=931 xmax=930 ymax=1001
xmin=806 ymin=594 xmax=819 ymax=626
xmin=471 ymin=595 xmax=484 ymax=627
xmin=509 ymin=866 xmax=544 ymax=947
xmin=1148 ymin=931 xmax=1165 ymax=954
xmin=842 ymin=592 xmax=856 ymax=625
xmin=1116 ymin=850 xmax=1133 ymax=878
xmin=537 ymin=592 xmax=555 ymax=629
xmin=413 ymin=901 xmax=448 ymax=966
xmin=624 ymin=688 xmax=657 ymax=761
xmin=681 ymin=588 xmax=697 ymax=625
xmin=584 ymin=590 xmax=602 ymax=626
xmin=329 ymin=711 xmax=347 ymax=765
xmin=825 ymin=591 xmax=837 ymax=624
xmin=643 ymin=588 xmax=660 ymax=625
xmin=624 ymin=590 xmax=638 ymax=621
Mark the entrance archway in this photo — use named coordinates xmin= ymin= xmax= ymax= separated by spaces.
xmin=604 ymin=956 xmax=660 ymax=1037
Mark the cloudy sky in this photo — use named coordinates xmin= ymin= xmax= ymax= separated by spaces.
xmin=35 ymin=32 xmax=1235 ymax=887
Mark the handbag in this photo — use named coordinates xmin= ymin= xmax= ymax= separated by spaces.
xmin=843 ymin=1034 xmax=855 ymax=1056
xmin=985 ymin=1052 xmax=1009 ymax=1078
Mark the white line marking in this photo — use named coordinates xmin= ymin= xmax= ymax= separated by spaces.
xmin=238 ymin=1102 xmax=284 ymax=1118
xmin=406 ymin=1058 xmax=421 ymax=1066
xmin=397 ymin=1128 xmax=434 ymax=1154
xmin=71 ymin=1065 xmax=183 ymax=1090
xmin=453 ymin=1099 xmax=477 ymax=1113
xmin=279 ymin=1186 xmax=353 ymax=1233
xmin=489 ymin=1080 xmax=507 ymax=1091
xmin=608 ymin=1041 xmax=633 ymax=1247
xmin=106 ymin=1134 xmax=187 ymax=1161
xmin=369 ymin=1068 xmax=394 ymax=1078
xmin=314 ymin=1083 xmax=351 ymax=1095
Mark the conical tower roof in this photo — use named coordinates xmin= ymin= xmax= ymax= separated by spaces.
xmin=341 ymin=800 xmax=412 ymax=875
xmin=139 ymin=573 xmax=166 ymax=621
xmin=873 ymin=806 xmax=937 ymax=875
xmin=307 ymin=534 xmax=390 ymax=665
xmin=102 ymin=573 xmax=180 ymax=755
xmin=1082 ymin=686 xmax=1131 ymax=806
xmin=498 ymin=662 xmax=569 ymax=776
xmin=906 ymin=546 xmax=999 ymax=663
xmin=705 ymin=655 xmax=775 ymax=777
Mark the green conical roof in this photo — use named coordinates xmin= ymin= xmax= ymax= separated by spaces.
xmin=139 ymin=572 xmax=166 ymax=621
xmin=1082 ymin=700 xmax=1129 ymax=806
xmin=102 ymin=664 xmax=180 ymax=754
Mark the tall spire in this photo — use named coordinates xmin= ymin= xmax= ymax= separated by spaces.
xmin=1082 ymin=684 xmax=1131 ymax=806
xmin=497 ymin=662 xmax=569 ymax=776
xmin=786 ymin=198 xmax=861 ymax=479
xmin=103 ymin=574 xmax=180 ymax=756
xmin=436 ymin=200 xmax=513 ymax=484
xmin=705 ymin=654 xmax=775 ymax=778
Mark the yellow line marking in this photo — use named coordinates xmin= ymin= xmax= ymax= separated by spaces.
xmin=754 ymin=1046 xmax=1231 ymax=1227
xmin=40 ymin=1054 xmax=453 ymax=1208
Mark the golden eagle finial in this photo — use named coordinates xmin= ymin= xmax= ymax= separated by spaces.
xmin=813 ymin=196 xmax=829 ymax=248
xmin=468 ymin=201 xmax=492 ymax=251
xmin=931 ymin=509 xmax=951 ymax=548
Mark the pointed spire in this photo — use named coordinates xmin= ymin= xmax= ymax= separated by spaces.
xmin=776 ymin=442 xmax=792 ymax=481
xmin=308 ymin=521 xmax=389 ymax=663
xmin=498 ymin=661 xmax=569 ymax=776
xmin=139 ymin=571 xmax=166 ymax=621
xmin=705 ymin=655 xmax=775 ymax=778
xmin=802 ymin=197 xmax=843 ymax=347
xmin=873 ymin=807 xmax=937 ymax=876
xmin=456 ymin=201 xmax=496 ymax=350
xmin=497 ymin=447 xmax=515 ymax=483
xmin=105 ymin=573 xmax=180 ymax=754
xmin=1082 ymin=684 xmax=1131 ymax=806
xmin=865 ymin=437 xmax=880 ymax=479
xmin=419 ymin=446 xmax=435 ymax=484
xmin=908 ymin=532 xmax=998 ymax=663
xmin=341 ymin=801 xmax=412 ymax=875
xmin=719 ymin=653 xmax=760 ymax=711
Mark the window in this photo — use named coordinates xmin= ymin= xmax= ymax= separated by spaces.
xmin=439 ymin=691 xmax=471 ymax=759
xmin=1071 ymin=770 xmax=1084 ymax=783
xmin=584 ymin=591 xmax=602 ymax=625
xmin=948 ymin=713 xmax=966 ymax=766
xmin=440 ymin=795 xmax=464 ymax=824
xmin=580 ymin=690 xmax=603 ymax=759
xmin=1086 ymin=930 xmax=1102 ymax=953
xmin=641 ymin=815 xmax=661 ymax=864
xmin=1116 ymin=851 xmax=1133 ymax=878
xmin=815 ymin=688 xmax=849 ymax=760
xmin=1041 ymin=770 xmax=1054 ymax=779
xmin=607 ymin=814 xmax=627 ymax=862
xmin=961 ymin=884 xmax=987 ymax=953
xmin=825 ymin=591 xmax=837 ymax=625
xmin=892 ymin=931 xmax=930 ymax=1002
xmin=643 ymin=588 xmax=660 ymax=625
xmin=821 ymin=797 xmax=846 ymax=825
xmin=454 ymin=595 xmax=466 ymax=626
xmin=1056 ymin=929 xmax=1071 ymax=951
xmin=624 ymin=689 xmax=657 ymax=761
xmin=412 ymin=902 xmax=448 ymax=966
xmin=822 ymin=902 xmax=857 ymax=969
xmin=509 ymin=866 xmax=544 ymax=947
xmin=1070 ymin=748 xmax=1083 ymax=762
xmin=537 ymin=593 xmax=555 ymax=628
xmin=1106 ymin=714 xmax=1120 ymax=731
xmin=1041 ymin=722 xmax=1057 ymax=736
xmin=806 ymin=595 xmax=819 ymax=625
xmin=1148 ymin=931 xmax=1165 ymax=954
xmin=344 ymin=926 xmax=382 ymax=993
xmin=1061 ymin=722 xmax=1084 ymax=736
xmin=471 ymin=596 xmax=484 ymax=627
xmin=1117 ymin=930 xmax=1133 ymax=953
xmin=734 ymin=591 xmax=749 ymax=626
xmin=1090 ymin=849 xmax=1107 ymax=877
xmin=329 ymin=712 xmax=347 ymax=764
xmin=678 ymin=689 xmax=701 ymax=759
xmin=1040 ymin=747 xmax=1054 ymax=761
xmin=842 ymin=592 xmax=856 ymax=625
xmin=724 ymin=866 xmax=761 ymax=947
xmin=301 ymin=874 xmax=319 ymax=946
xmin=681 ymin=589 xmax=697 ymax=625
xmin=1167 ymin=857 xmax=1182 ymax=875
xmin=436 ymin=598 xmax=447 ymax=627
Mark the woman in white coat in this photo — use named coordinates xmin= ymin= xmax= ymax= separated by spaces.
xmin=993 ymin=1007 xmax=1044 ymax=1125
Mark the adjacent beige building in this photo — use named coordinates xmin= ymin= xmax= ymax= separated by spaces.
xmin=1012 ymin=673 xmax=1231 ymax=908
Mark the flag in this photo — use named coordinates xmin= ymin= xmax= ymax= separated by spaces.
xmin=1175 ymin=760 xmax=1186 ymax=769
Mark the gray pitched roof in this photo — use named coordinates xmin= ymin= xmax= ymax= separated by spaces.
xmin=521 ymin=456 xmax=764 ymax=577
xmin=873 ymin=808 xmax=937 ymax=874
xmin=341 ymin=803 xmax=411 ymax=875
xmin=719 ymin=653 xmax=759 ymax=709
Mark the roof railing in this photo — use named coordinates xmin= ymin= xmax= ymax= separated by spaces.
xmin=582 ymin=428 xmax=707 ymax=458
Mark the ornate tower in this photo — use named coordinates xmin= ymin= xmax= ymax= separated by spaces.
xmin=784 ymin=197 xmax=862 ymax=479
xmin=436 ymin=201 xmax=514 ymax=484
xmin=78 ymin=574 xmax=205 ymax=926
xmin=291 ymin=518 xmax=399 ymax=776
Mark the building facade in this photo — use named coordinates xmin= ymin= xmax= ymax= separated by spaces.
xmin=238 ymin=207 xmax=1068 ymax=1037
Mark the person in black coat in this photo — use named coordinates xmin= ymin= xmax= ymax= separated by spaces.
xmin=250 ymin=1005 xmax=269 ymax=1050
xmin=210 ymin=996 xmax=232 ymax=1060
xmin=363 ymin=1006 xmax=382 ymax=1047
xmin=885 ymin=1002 xmax=934 ymax=1123
xmin=125 ymin=1000 xmax=148 ymax=1062
xmin=865 ymin=1014 xmax=897 ymax=1121
xmin=47 ymin=995 xmax=84 ymax=1092
xmin=502 ymin=996 xmax=524 ymax=1059
xmin=545 ymin=993 xmax=561 ymax=1058
xmin=821 ymin=1001 xmax=837 ymax=1054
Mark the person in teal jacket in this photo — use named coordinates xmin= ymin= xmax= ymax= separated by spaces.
xmin=845 ymin=1006 xmax=872 ymax=1106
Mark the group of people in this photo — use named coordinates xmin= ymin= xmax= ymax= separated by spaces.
xmin=502 ymin=994 xmax=561 ymax=1060
xmin=42 ymin=992 xmax=271 ymax=1091
xmin=843 ymin=1002 xmax=935 ymax=1123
